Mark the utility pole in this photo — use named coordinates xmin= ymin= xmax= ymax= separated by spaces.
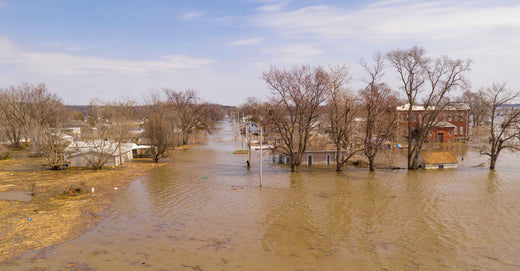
xmin=240 ymin=112 xmax=244 ymax=149
xmin=248 ymin=121 xmax=252 ymax=168
xmin=260 ymin=128 xmax=263 ymax=187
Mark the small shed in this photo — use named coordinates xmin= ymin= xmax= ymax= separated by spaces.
xmin=419 ymin=152 xmax=458 ymax=169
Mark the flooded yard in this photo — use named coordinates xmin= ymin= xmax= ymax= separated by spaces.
xmin=5 ymin=122 xmax=520 ymax=270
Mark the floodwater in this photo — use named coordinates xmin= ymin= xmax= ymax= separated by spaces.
xmin=5 ymin=122 xmax=520 ymax=270
xmin=0 ymin=191 xmax=32 ymax=202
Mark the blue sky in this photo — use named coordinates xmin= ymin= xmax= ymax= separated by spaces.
xmin=0 ymin=0 xmax=519 ymax=105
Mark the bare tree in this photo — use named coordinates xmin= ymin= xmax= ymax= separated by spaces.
xmin=107 ymin=99 xmax=137 ymax=165
xmin=144 ymin=94 xmax=172 ymax=162
xmin=460 ymin=88 xmax=489 ymax=128
xmin=0 ymin=83 xmax=70 ymax=166
xmin=359 ymin=53 xmax=399 ymax=171
xmin=387 ymin=46 xmax=470 ymax=169
xmin=30 ymin=89 xmax=71 ymax=169
xmin=165 ymin=89 xmax=217 ymax=145
xmin=479 ymin=83 xmax=520 ymax=169
xmin=0 ymin=83 xmax=33 ymax=148
xmin=325 ymin=65 xmax=362 ymax=171
xmin=239 ymin=97 xmax=263 ymax=122
xmin=263 ymin=65 xmax=329 ymax=172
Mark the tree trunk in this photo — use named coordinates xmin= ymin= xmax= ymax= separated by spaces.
xmin=335 ymin=145 xmax=343 ymax=172
xmin=410 ymin=151 xmax=420 ymax=170
xmin=368 ymin=156 xmax=375 ymax=171
xmin=290 ymin=162 xmax=296 ymax=172
xmin=490 ymin=154 xmax=497 ymax=170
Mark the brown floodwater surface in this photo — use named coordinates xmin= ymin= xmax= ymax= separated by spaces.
xmin=5 ymin=121 xmax=520 ymax=270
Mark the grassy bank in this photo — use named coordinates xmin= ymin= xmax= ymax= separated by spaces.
xmin=0 ymin=158 xmax=167 ymax=262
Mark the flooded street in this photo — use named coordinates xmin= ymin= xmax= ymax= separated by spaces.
xmin=6 ymin=122 xmax=520 ymax=271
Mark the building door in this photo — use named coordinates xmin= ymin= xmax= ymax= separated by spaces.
xmin=438 ymin=133 xmax=444 ymax=142
xmin=326 ymin=154 xmax=330 ymax=165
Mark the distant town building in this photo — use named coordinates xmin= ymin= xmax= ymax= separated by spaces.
xmin=396 ymin=104 xmax=470 ymax=143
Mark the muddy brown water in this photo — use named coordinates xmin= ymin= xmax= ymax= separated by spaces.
xmin=4 ymin=122 xmax=520 ymax=270
xmin=0 ymin=191 xmax=32 ymax=202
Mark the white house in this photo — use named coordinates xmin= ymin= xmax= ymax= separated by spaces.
xmin=64 ymin=141 xmax=137 ymax=168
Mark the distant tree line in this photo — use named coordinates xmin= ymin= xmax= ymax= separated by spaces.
xmin=0 ymin=85 xmax=224 ymax=169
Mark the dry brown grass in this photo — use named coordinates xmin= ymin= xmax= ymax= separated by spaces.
xmin=0 ymin=158 xmax=166 ymax=262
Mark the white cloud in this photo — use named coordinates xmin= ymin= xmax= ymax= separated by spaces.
xmin=226 ymin=37 xmax=263 ymax=46
xmin=0 ymin=38 xmax=215 ymax=76
xmin=256 ymin=1 xmax=288 ymax=12
xmin=253 ymin=2 xmax=520 ymax=43
xmin=250 ymin=1 xmax=520 ymax=92
xmin=0 ymin=37 xmax=235 ymax=104
xmin=180 ymin=11 xmax=205 ymax=21
xmin=259 ymin=44 xmax=322 ymax=65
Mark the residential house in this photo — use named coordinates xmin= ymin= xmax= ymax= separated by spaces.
xmin=274 ymin=134 xmax=348 ymax=165
xmin=396 ymin=104 xmax=470 ymax=143
xmin=63 ymin=141 xmax=137 ymax=167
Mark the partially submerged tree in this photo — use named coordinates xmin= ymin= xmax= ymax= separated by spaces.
xmin=479 ymin=83 xmax=520 ymax=169
xmin=324 ymin=65 xmax=362 ymax=171
xmin=387 ymin=46 xmax=471 ymax=169
xmin=263 ymin=65 xmax=329 ymax=172
xmin=165 ymin=89 xmax=217 ymax=145
xmin=359 ymin=53 xmax=399 ymax=171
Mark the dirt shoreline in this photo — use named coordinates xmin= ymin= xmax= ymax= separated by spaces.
xmin=0 ymin=158 xmax=167 ymax=263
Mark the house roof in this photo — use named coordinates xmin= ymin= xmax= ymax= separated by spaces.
xmin=64 ymin=141 xmax=137 ymax=154
xmin=306 ymin=134 xmax=336 ymax=151
xmin=421 ymin=152 xmax=458 ymax=164
xmin=434 ymin=121 xmax=457 ymax=128
xmin=396 ymin=103 xmax=470 ymax=111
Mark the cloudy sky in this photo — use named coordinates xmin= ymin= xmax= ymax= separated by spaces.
xmin=0 ymin=0 xmax=519 ymax=105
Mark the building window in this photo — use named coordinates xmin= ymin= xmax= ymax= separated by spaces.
xmin=460 ymin=126 xmax=464 ymax=135
xmin=285 ymin=156 xmax=290 ymax=164
xmin=448 ymin=114 xmax=452 ymax=121
xmin=326 ymin=154 xmax=331 ymax=165
xmin=307 ymin=154 xmax=313 ymax=165
xmin=449 ymin=130 xmax=452 ymax=135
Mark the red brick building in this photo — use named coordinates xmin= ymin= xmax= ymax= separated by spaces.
xmin=396 ymin=104 xmax=470 ymax=143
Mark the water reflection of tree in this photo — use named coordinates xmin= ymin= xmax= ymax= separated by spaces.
xmin=384 ymin=170 xmax=463 ymax=269
xmin=486 ymin=170 xmax=499 ymax=194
